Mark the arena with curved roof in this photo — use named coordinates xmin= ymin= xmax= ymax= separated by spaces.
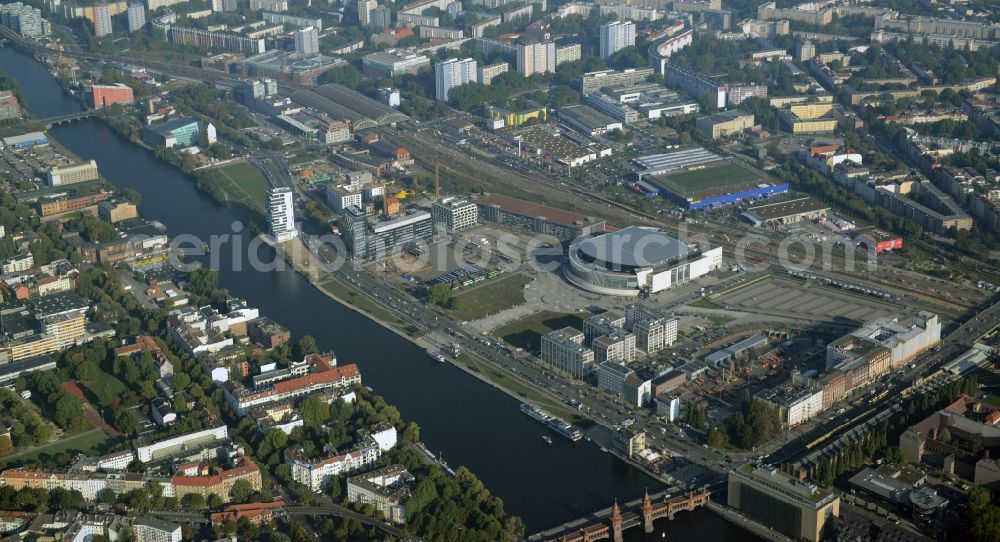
xmin=564 ymin=226 xmax=723 ymax=296
xmin=290 ymin=84 xmax=408 ymax=130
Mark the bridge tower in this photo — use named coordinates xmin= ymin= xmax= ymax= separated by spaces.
xmin=642 ymin=489 xmax=654 ymax=533
xmin=610 ymin=500 xmax=623 ymax=542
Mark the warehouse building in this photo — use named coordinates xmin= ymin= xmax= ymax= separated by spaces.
xmin=474 ymin=194 xmax=606 ymax=240
xmin=741 ymin=197 xmax=829 ymax=227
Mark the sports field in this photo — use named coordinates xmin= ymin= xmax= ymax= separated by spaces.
xmin=656 ymin=162 xmax=761 ymax=197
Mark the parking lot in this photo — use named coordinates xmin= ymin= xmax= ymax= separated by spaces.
xmin=714 ymin=275 xmax=904 ymax=327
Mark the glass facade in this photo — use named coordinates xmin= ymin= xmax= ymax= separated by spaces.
xmin=732 ymin=483 xmax=803 ymax=540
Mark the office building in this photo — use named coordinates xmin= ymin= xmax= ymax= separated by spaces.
xmin=98 ymin=200 xmax=139 ymax=223
xmin=632 ymin=317 xmax=676 ymax=353
xmin=757 ymin=386 xmax=825 ymax=428
xmin=702 ymin=9 xmax=731 ymax=30
xmin=327 ymin=186 xmax=363 ymax=213
xmin=267 ymin=187 xmax=297 ymax=242
xmin=728 ymin=463 xmax=840 ymax=542
xmin=358 ymin=0 xmax=377 ymax=26
xmin=597 ymin=361 xmax=635 ymax=398
xmin=899 ymin=393 xmax=1000 ymax=489
xmin=600 ymin=20 xmax=636 ymax=59
xmin=91 ymin=83 xmax=135 ymax=109
xmin=370 ymin=5 xmax=391 ymax=28
xmin=362 ymin=50 xmax=430 ymax=78
xmin=592 ymin=332 xmax=636 ymax=363
xmin=377 ymin=87 xmax=400 ymax=107
xmin=830 ymin=312 xmax=941 ymax=369
xmin=132 ymin=518 xmax=182 ymax=542
xmin=126 ymin=2 xmax=145 ymax=33
xmin=695 ymin=110 xmax=755 ymax=139
xmin=541 ymin=327 xmax=595 ymax=377
xmin=93 ymin=3 xmax=112 ymax=37
xmin=434 ymin=57 xmax=477 ymax=102
xmin=143 ymin=117 xmax=215 ymax=148
xmin=340 ymin=206 xmax=433 ymax=261
xmin=293 ymin=26 xmax=319 ymax=55
xmin=47 ymin=161 xmax=99 ymax=187
xmin=431 ymin=197 xmax=478 ymax=232
xmin=516 ymin=41 xmax=556 ymax=76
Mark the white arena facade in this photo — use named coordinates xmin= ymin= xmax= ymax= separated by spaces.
xmin=564 ymin=226 xmax=723 ymax=296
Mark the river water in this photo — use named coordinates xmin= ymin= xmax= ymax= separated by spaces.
xmin=0 ymin=46 xmax=760 ymax=540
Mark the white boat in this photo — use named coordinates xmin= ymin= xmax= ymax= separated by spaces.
xmin=426 ymin=350 xmax=446 ymax=363
xmin=542 ymin=435 xmax=553 ymax=444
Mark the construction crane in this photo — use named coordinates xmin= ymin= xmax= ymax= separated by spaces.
xmin=434 ymin=161 xmax=456 ymax=202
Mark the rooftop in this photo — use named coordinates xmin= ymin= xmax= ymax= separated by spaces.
xmin=575 ymin=226 xmax=693 ymax=270
xmin=735 ymin=463 xmax=837 ymax=506
xmin=746 ymin=197 xmax=829 ymax=221
xmin=474 ymin=194 xmax=594 ymax=228
xmin=558 ymin=104 xmax=620 ymax=130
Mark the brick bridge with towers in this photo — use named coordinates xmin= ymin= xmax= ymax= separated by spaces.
xmin=528 ymin=488 xmax=711 ymax=542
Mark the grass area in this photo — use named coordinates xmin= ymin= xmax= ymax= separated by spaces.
xmin=211 ymin=162 xmax=270 ymax=214
xmin=81 ymin=369 xmax=129 ymax=409
xmin=449 ymin=274 xmax=531 ymax=322
xmin=287 ymin=153 xmax=325 ymax=166
xmin=659 ymin=162 xmax=761 ymax=197
xmin=3 ymin=429 xmax=115 ymax=467
xmin=455 ymin=353 xmax=587 ymax=425
xmin=690 ymin=297 xmax=723 ymax=310
xmin=492 ymin=310 xmax=585 ymax=351
xmin=319 ymin=277 xmax=408 ymax=330
xmin=704 ymin=314 xmax=736 ymax=326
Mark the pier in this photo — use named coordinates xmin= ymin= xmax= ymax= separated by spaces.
xmin=528 ymin=488 xmax=710 ymax=542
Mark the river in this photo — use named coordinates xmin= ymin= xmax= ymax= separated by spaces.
xmin=0 ymin=46 xmax=760 ymax=540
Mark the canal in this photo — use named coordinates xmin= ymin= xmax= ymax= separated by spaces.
xmin=0 ymin=46 xmax=760 ymax=539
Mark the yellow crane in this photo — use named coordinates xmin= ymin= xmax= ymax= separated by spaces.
xmin=434 ymin=161 xmax=457 ymax=202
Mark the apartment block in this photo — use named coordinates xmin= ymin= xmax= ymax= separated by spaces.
xmin=516 ymin=41 xmax=556 ymax=76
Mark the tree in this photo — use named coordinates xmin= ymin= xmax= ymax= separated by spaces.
xmin=230 ymin=479 xmax=256 ymax=504
xmin=184 ymin=494 xmax=207 ymax=509
xmin=707 ymin=426 xmax=727 ymax=448
xmin=426 ymin=283 xmax=454 ymax=308
xmin=294 ymin=335 xmax=318 ymax=359
xmin=188 ymin=268 xmax=219 ymax=297
xmin=207 ymin=493 xmax=224 ymax=509
xmin=963 ymin=487 xmax=1000 ymax=542
xmin=300 ymin=396 xmax=329 ymax=429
